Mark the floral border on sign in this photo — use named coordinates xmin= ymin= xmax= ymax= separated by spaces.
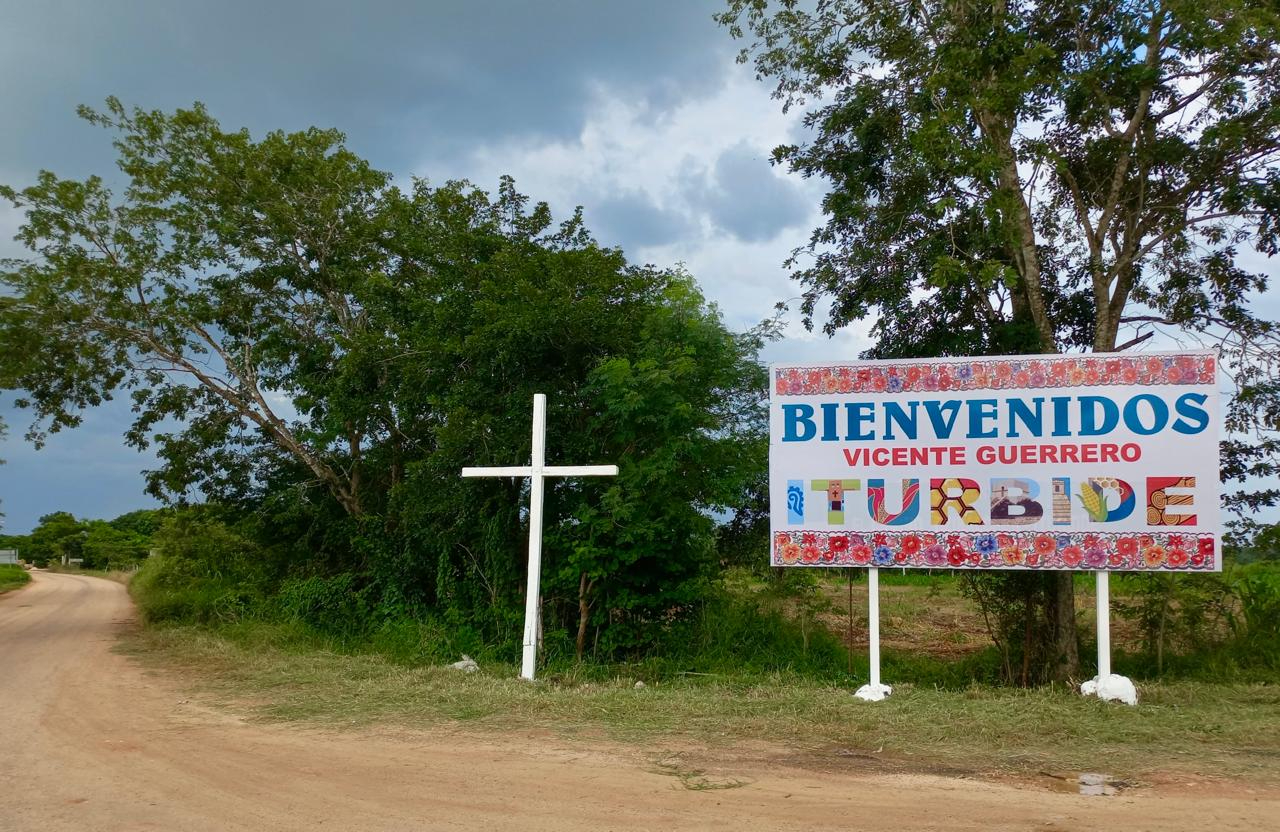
xmin=772 ymin=530 xmax=1216 ymax=572
xmin=773 ymin=355 xmax=1214 ymax=396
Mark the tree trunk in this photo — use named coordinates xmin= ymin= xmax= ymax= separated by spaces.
xmin=1047 ymin=572 xmax=1079 ymax=683
xmin=978 ymin=94 xmax=1084 ymax=683
xmin=575 ymin=572 xmax=593 ymax=661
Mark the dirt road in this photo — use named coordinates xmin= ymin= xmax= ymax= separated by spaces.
xmin=1 ymin=571 xmax=1276 ymax=831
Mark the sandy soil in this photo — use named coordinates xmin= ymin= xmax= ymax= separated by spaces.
xmin=1 ymin=571 xmax=1276 ymax=831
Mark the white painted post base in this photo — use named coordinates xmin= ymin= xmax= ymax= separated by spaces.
xmin=1080 ymin=674 xmax=1137 ymax=705
xmin=853 ymin=567 xmax=892 ymax=702
xmin=853 ymin=682 xmax=893 ymax=702
xmin=1081 ymin=571 xmax=1137 ymax=706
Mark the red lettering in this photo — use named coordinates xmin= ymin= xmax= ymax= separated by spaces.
xmin=1081 ymin=444 xmax=1098 ymax=463
xmin=892 ymin=447 xmax=908 ymax=465
xmin=1121 ymin=443 xmax=1141 ymax=462
xmin=1039 ymin=445 xmax=1059 ymax=464
xmin=949 ymin=446 xmax=966 ymax=465
xmin=1100 ymin=443 xmax=1119 ymax=462
xmin=1059 ymin=444 xmax=1080 ymax=463
xmin=910 ymin=447 xmax=929 ymax=465
xmin=976 ymin=446 xmax=994 ymax=464
xmin=872 ymin=448 xmax=890 ymax=466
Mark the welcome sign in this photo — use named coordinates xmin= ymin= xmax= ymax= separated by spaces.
xmin=770 ymin=352 xmax=1221 ymax=571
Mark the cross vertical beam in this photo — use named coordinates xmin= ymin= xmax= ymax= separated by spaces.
xmin=521 ymin=393 xmax=548 ymax=681
xmin=461 ymin=393 xmax=618 ymax=681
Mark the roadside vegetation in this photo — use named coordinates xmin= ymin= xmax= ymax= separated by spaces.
xmin=0 ymin=564 xmax=30 ymax=595
xmin=123 ymin=575 xmax=1280 ymax=786
xmin=114 ymin=516 xmax=1280 ymax=783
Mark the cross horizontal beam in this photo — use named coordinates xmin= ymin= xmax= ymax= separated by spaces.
xmin=461 ymin=465 xmax=619 ymax=478
xmin=545 ymin=465 xmax=619 ymax=476
xmin=461 ymin=466 xmax=533 ymax=477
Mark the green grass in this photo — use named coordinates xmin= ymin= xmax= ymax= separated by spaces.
xmin=0 ymin=564 xmax=31 ymax=594
xmin=123 ymin=620 xmax=1280 ymax=786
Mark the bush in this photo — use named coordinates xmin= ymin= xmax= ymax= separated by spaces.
xmin=131 ymin=556 xmax=261 ymax=624
xmin=130 ymin=513 xmax=266 ymax=624
xmin=275 ymin=573 xmax=371 ymax=638
xmin=1228 ymin=562 xmax=1280 ymax=667
xmin=0 ymin=563 xmax=31 ymax=593
xmin=1113 ymin=561 xmax=1280 ymax=680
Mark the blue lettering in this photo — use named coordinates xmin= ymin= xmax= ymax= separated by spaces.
xmin=923 ymin=400 xmax=962 ymax=439
xmin=820 ymin=402 xmax=840 ymax=441
xmin=884 ymin=401 xmax=919 ymax=440
xmin=1123 ymin=394 xmax=1168 ymax=436
xmin=1172 ymin=393 xmax=1209 ymax=434
xmin=782 ymin=404 xmax=816 ymax=442
xmin=844 ymin=402 xmax=875 ymax=440
xmin=1050 ymin=396 xmax=1072 ymax=437
xmin=1007 ymin=397 xmax=1044 ymax=438
xmin=966 ymin=399 xmax=998 ymax=439
xmin=1079 ymin=396 xmax=1120 ymax=436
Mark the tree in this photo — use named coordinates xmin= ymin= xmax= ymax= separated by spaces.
xmin=373 ymin=186 xmax=769 ymax=655
xmin=2 ymin=101 xmax=769 ymax=656
xmin=81 ymin=520 xmax=150 ymax=570
xmin=0 ymin=98 xmax=394 ymax=517
xmin=25 ymin=511 xmax=87 ymax=567
xmin=0 ymin=418 xmax=6 ymax=527
xmin=108 ymin=508 xmax=167 ymax=538
xmin=721 ymin=0 xmax=1280 ymax=681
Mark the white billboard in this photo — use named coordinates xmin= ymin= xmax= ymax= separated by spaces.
xmin=769 ymin=352 xmax=1221 ymax=571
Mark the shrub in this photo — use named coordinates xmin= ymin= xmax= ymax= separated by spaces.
xmin=130 ymin=512 xmax=266 ymax=624
xmin=275 ymin=573 xmax=371 ymax=638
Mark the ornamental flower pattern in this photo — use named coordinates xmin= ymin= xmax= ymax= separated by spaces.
xmin=772 ymin=531 xmax=1216 ymax=571
xmin=774 ymin=354 xmax=1215 ymax=396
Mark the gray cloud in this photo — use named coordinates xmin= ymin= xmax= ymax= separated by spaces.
xmin=685 ymin=141 xmax=810 ymax=243
xmin=586 ymin=190 xmax=689 ymax=251
xmin=0 ymin=0 xmax=734 ymax=180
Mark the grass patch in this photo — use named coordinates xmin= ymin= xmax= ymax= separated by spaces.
xmin=0 ymin=564 xmax=31 ymax=595
xmin=123 ymin=620 xmax=1280 ymax=786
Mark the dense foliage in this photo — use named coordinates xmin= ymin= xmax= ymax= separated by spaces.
xmin=0 ymin=101 xmax=769 ymax=659
xmin=0 ymin=508 xmax=164 ymax=569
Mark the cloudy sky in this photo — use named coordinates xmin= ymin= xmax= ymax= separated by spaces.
xmin=0 ymin=0 xmax=872 ymax=532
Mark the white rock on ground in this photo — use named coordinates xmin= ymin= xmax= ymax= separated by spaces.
xmin=449 ymin=655 xmax=479 ymax=673
xmin=1080 ymin=674 xmax=1137 ymax=705
xmin=853 ymin=683 xmax=892 ymax=702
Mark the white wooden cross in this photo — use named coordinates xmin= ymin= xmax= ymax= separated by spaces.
xmin=461 ymin=393 xmax=618 ymax=681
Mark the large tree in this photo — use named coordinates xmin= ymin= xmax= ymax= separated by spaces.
xmin=0 ymin=99 xmax=393 ymax=517
xmin=721 ymin=0 xmax=1280 ymax=681
xmin=1 ymin=101 xmax=768 ymax=655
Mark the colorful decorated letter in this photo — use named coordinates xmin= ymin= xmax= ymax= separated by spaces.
xmin=1076 ymin=477 xmax=1136 ymax=523
xmin=810 ymin=479 xmax=860 ymax=524
xmin=866 ymin=478 xmax=920 ymax=526
xmin=990 ymin=478 xmax=1044 ymax=525
xmin=930 ymin=478 xmax=982 ymax=525
xmin=1146 ymin=476 xmax=1197 ymax=525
